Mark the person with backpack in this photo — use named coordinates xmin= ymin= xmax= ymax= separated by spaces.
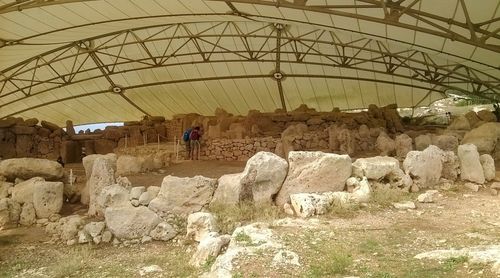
xmin=182 ymin=127 xmax=193 ymax=160
xmin=190 ymin=126 xmax=202 ymax=160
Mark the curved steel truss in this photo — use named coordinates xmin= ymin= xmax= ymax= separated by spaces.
xmin=1 ymin=20 xmax=499 ymax=119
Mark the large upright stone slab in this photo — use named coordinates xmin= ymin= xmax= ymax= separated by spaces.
xmin=88 ymin=157 xmax=116 ymax=217
xmin=149 ymin=175 xmax=217 ymax=216
xmin=211 ymin=152 xmax=288 ymax=206
xmin=403 ymin=145 xmax=443 ymax=188
xmin=458 ymin=144 xmax=485 ymax=184
xmin=275 ymin=151 xmax=352 ymax=206
xmin=0 ymin=158 xmax=63 ymax=181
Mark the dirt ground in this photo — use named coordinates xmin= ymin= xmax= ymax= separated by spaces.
xmin=1 ymin=162 xmax=499 ymax=277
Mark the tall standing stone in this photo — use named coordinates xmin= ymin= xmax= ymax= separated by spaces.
xmin=88 ymin=157 xmax=115 ymax=217
xmin=458 ymin=144 xmax=485 ymax=184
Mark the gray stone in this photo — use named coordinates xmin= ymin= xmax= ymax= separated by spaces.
xmin=130 ymin=186 xmax=145 ymax=200
xmin=33 ymin=181 xmax=63 ymax=218
xmin=393 ymin=201 xmax=416 ymax=210
xmin=186 ymin=212 xmax=218 ymax=242
xmin=88 ymin=157 xmax=116 ymax=217
xmin=0 ymin=158 xmax=64 ymax=181
xmin=84 ymin=221 xmax=106 ymax=238
xmin=104 ymin=206 xmax=160 ymax=240
xmin=480 ymin=154 xmax=495 ymax=181
xmin=458 ymin=144 xmax=485 ymax=184
xmin=275 ymin=151 xmax=352 ymax=206
xmin=403 ymin=145 xmax=444 ymax=188
xmin=189 ymin=232 xmax=231 ymax=267
xmin=150 ymin=222 xmax=177 ymax=241
xmin=149 ymin=175 xmax=216 ymax=216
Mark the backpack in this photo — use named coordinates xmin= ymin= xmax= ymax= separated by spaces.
xmin=190 ymin=129 xmax=200 ymax=140
xmin=182 ymin=128 xmax=192 ymax=142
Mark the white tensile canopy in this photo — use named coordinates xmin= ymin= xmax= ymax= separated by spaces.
xmin=0 ymin=0 xmax=499 ymax=126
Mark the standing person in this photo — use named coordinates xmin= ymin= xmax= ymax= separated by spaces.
xmin=190 ymin=126 xmax=202 ymax=160
xmin=183 ymin=127 xmax=193 ymax=160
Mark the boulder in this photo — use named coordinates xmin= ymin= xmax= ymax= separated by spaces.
xmin=0 ymin=158 xmax=63 ymax=181
xmin=441 ymin=151 xmax=460 ymax=181
xmin=462 ymin=122 xmax=500 ymax=154
xmin=149 ymin=222 xmax=177 ymax=241
xmin=104 ymin=206 xmax=160 ymax=240
xmin=130 ymin=186 xmax=145 ymax=200
xmin=190 ymin=232 xmax=231 ymax=267
xmin=186 ymin=212 xmax=218 ymax=242
xmin=84 ymin=222 xmax=106 ymax=238
xmin=275 ymin=151 xmax=351 ymax=206
xmin=116 ymin=155 xmax=143 ymax=175
xmin=33 ymin=181 xmax=63 ymax=218
xmin=448 ymin=115 xmax=471 ymax=130
xmin=88 ymin=158 xmax=116 ymax=217
xmin=415 ymin=134 xmax=432 ymax=151
xmin=432 ymin=135 xmax=459 ymax=152
xmin=376 ymin=132 xmax=395 ymax=156
xmin=40 ymin=120 xmax=60 ymax=132
xmin=352 ymin=156 xmax=400 ymax=180
xmin=395 ymin=134 xmax=413 ymax=158
xmin=149 ymin=175 xmax=217 ymax=216
xmin=289 ymin=192 xmax=351 ymax=218
xmin=458 ymin=144 xmax=485 ymax=184
xmin=59 ymin=215 xmax=85 ymax=241
xmin=11 ymin=177 xmax=45 ymax=204
xmin=96 ymin=184 xmax=130 ymax=211
xmin=211 ymin=152 xmax=288 ymax=206
xmin=477 ymin=110 xmax=497 ymax=122
xmin=403 ymin=145 xmax=444 ymax=188
xmin=480 ymin=154 xmax=495 ymax=181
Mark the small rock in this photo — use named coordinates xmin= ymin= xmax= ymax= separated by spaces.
xmin=393 ymin=201 xmax=416 ymax=210
xmin=130 ymin=186 xmax=145 ymax=200
xmin=78 ymin=230 xmax=91 ymax=244
xmin=491 ymin=182 xmax=500 ymax=189
xmin=139 ymin=265 xmax=163 ymax=276
xmin=67 ymin=239 xmax=77 ymax=246
xmin=131 ymin=199 xmax=140 ymax=207
xmin=186 ymin=212 xmax=218 ymax=242
xmin=93 ymin=235 xmax=102 ymax=245
xmin=48 ymin=213 xmax=61 ymax=222
xmin=417 ymin=190 xmax=439 ymax=203
xmin=141 ymin=235 xmax=152 ymax=244
xmin=102 ymin=231 xmax=113 ymax=243
xmin=464 ymin=182 xmax=480 ymax=192
xmin=489 ymin=188 xmax=498 ymax=196
xmin=272 ymin=250 xmax=301 ymax=266
xmin=150 ymin=222 xmax=177 ymax=241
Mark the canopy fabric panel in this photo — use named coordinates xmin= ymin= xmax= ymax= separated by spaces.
xmin=0 ymin=0 xmax=499 ymax=126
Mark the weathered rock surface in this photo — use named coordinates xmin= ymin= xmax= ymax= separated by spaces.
xmin=88 ymin=158 xmax=116 ymax=217
xmin=417 ymin=190 xmax=439 ymax=203
xmin=275 ymin=151 xmax=351 ymax=206
xmin=462 ymin=122 xmax=500 ymax=154
xmin=458 ymin=144 xmax=485 ymax=184
xmin=19 ymin=202 xmax=36 ymax=226
xmin=376 ymin=132 xmax=395 ymax=156
xmin=97 ymin=184 xmax=130 ymax=211
xmin=149 ymin=222 xmax=177 ymax=241
xmin=11 ymin=177 xmax=44 ymax=204
xmin=403 ymin=145 xmax=444 ymax=188
xmin=0 ymin=158 xmax=63 ymax=181
xmin=33 ymin=181 xmax=63 ymax=218
xmin=190 ymin=232 xmax=231 ymax=267
xmin=187 ymin=212 xmax=218 ymax=242
xmin=211 ymin=152 xmax=287 ymax=206
xmin=105 ymin=206 xmax=160 ymax=240
xmin=395 ymin=134 xmax=413 ymax=158
xmin=149 ymin=175 xmax=217 ymax=216
xmin=480 ymin=154 xmax=495 ymax=181
xmin=352 ymin=156 xmax=400 ymax=180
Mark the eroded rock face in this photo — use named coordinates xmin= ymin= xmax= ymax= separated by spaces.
xmin=190 ymin=232 xmax=231 ymax=267
xmin=88 ymin=158 xmax=116 ymax=217
xmin=96 ymin=184 xmax=130 ymax=211
xmin=33 ymin=181 xmax=63 ymax=218
xmin=187 ymin=212 xmax=218 ymax=242
xmin=0 ymin=158 xmax=63 ymax=181
xmin=403 ymin=145 xmax=444 ymax=188
xmin=352 ymin=156 xmax=400 ymax=180
xmin=149 ymin=222 xmax=177 ymax=241
xmin=376 ymin=132 xmax=395 ymax=156
xmin=458 ymin=144 xmax=485 ymax=184
xmin=275 ymin=151 xmax=352 ymax=206
xmin=104 ymin=206 xmax=160 ymax=240
xmin=149 ymin=175 xmax=217 ymax=216
xmin=211 ymin=152 xmax=288 ymax=206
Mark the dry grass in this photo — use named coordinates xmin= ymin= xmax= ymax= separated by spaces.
xmin=209 ymin=202 xmax=285 ymax=234
xmin=369 ymin=187 xmax=414 ymax=208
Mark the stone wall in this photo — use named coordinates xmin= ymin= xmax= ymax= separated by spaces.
xmin=202 ymin=137 xmax=279 ymax=161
